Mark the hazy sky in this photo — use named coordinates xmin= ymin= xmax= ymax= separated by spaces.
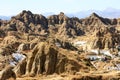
xmin=0 ymin=0 xmax=119 ymax=16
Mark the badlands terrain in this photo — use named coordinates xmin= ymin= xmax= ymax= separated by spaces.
xmin=0 ymin=10 xmax=120 ymax=80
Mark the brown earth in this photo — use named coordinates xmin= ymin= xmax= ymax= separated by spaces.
xmin=0 ymin=10 xmax=120 ymax=80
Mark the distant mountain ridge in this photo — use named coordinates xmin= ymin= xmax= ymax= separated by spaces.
xmin=0 ymin=16 xmax=11 ymax=20
xmin=43 ymin=8 xmax=120 ymax=19
xmin=0 ymin=10 xmax=119 ymax=39
xmin=0 ymin=8 xmax=120 ymax=20
xmin=67 ymin=8 xmax=120 ymax=18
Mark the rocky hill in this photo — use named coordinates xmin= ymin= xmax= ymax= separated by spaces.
xmin=0 ymin=10 xmax=120 ymax=80
xmin=0 ymin=10 xmax=120 ymax=38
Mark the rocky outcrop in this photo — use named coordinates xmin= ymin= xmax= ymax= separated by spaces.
xmin=0 ymin=11 xmax=120 ymax=39
xmin=1 ymin=11 xmax=120 ymax=39
xmin=81 ymin=13 xmax=111 ymax=26
xmin=47 ymin=12 xmax=69 ymax=25
xmin=80 ymin=13 xmax=113 ymax=34
xmin=14 ymin=42 xmax=83 ymax=77
xmin=57 ymin=21 xmax=84 ymax=38
xmin=13 ymin=10 xmax=48 ymax=27
xmin=90 ymin=26 xmax=120 ymax=50
xmin=1 ymin=10 xmax=48 ymax=35
xmin=48 ymin=12 xmax=84 ymax=38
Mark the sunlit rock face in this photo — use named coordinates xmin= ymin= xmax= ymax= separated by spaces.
xmin=0 ymin=11 xmax=120 ymax=80
xmin=13 ymin=42 xmax=85 ymax=77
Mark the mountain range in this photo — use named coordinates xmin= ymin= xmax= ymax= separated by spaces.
xmin=0 ymin=16 xmax=11 ymax=20
xmin=0 ymin=10 xmax=120 ymax=80
xmin=1 ymin=8 xmax=120 ymax=20
xmin=67 ymin=8 xmax=120 ymax=18
xmin=43 ymin=8 xmax=120 ymax=18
